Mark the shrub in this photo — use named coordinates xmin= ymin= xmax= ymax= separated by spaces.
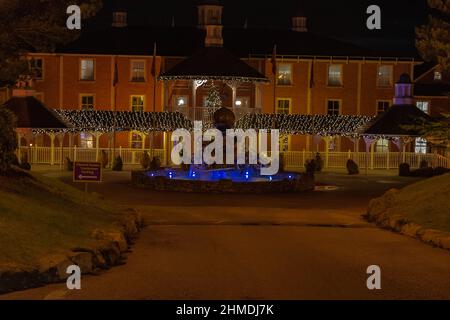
xmin=419 ymin=159 xmax=429 ymax=169
xmin=399 ymin=163 xmax=410 ymax=176
xmin=410 ymin=167 xmax=434 ymax=178
xmin=0 ymin=107 xmax=18 ymax=172
xmin=305 ymin=159 xmax=316 ymax=174
xmin=64 ymin=157 xmax=73 ymax=171
xmin=433 ymin=167 xmax=450 ymax=176
xmin=346 ymin=159 xmax=359 ymax=175
xmin=101 ymin=150 xmax=109 ymax=169
xmin=19 ymin=152 xmax=31 ymax=171
xmin=141 ymin=151 xmax=151 ymax=169
xmin=112 ymin=155 xmax=123 ymax=171
xmin=314 ymin=153 xmax=323 ymax=172
xmin=150 ymin=156 xmax=161 ymax=170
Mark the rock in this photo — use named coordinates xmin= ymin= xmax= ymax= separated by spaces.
xmin=68 ymin=252 xmax=93 ymax=274
xmin=99 ymin=241 xmax=121 ymax=266
xmin=401 ymin=223 xmax=423 ymax=238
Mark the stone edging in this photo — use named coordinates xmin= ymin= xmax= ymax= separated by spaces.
xmin=365 ymin=189 xmax=450 ymax=251
xmin=0 ymin=211 xmax=144 ymax=295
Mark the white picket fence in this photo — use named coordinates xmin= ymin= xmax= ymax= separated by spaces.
xmin=16 ymin=146 xmax=449 ymax=170
xmin=18 ymin=146 xmax=166 ymax=166
xmin=283 ymin=151 xmax=449 ymax=170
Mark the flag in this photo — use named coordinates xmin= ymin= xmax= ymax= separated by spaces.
xmin=309 ymin=61 xmax=315 ymax=89
xmin=271 ymin=44 xmax=277 ymax=76
xmin=113 ymin=58 xmax=118 ymax=87
xmin=151 ymin=42 xmax=157 ymax=78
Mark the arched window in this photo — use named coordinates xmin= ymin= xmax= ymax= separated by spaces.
xmin=131 ymin=132 xmax=143 ymax=149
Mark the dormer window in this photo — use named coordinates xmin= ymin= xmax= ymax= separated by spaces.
xmin=112 ymin=12 xmax=127 ymax=27
xmin=434 ymin=71 xmax=442 ymax=81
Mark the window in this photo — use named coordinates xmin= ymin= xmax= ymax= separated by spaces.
xmin=80 ymin=95 xmax=94 ymax=110
xmin=235 ymin=97 xmax=249 ymax=108
xmin=376 ymin=139 xmax=389 ymax=152
xmin=280 ymin=136 xmax=290 ymax=152
xmin=31 ymin=58 xmax=43 ymax=80
xmin=276 ymin=99 xmax=291 ymax=114
xmin=131 ymin=61 xmax=145 ymax=82
xmin=416 ymin=101 xmax=429 ymax=114
xmin=377 ymin=65 xmax=393 ymax=87
xmin=434 ymin=71 xmax=442 ymax=81
xmin=377 ymin=101 xmax=390 ymax=115
xmin=131 ymin=132 xmax=143 ymax=149
xmin=415 ymin=138 xmax=427 ymax=154
xmin=80 ymin=59 xmax=95 ymax=81
xmin=80 ymin=133 xmax=94 ymax=149
xmin=277 ymin=64 xmax=292 ymax=86
xmin=328 ymin=64 xmax=343 ymax=87
xmin=131 ymin=95 xmax=145 ymax=111
xmin=174 ymin=95 xmax=188 ymax=108
xmin=327 ymin=100 xmax=341 ymax=115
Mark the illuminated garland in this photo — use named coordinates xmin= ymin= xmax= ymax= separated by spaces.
xmin=34 ymin=110 xmax=375 ymax=137
xmin=235 ymin=114 xmax=374 ymax=136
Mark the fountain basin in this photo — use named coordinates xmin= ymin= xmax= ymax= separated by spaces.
xmin=131 ymin=168 xmax=315 ymax=194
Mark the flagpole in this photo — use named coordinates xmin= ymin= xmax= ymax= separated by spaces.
xmin=272 ymin=44 xmax=277 ymax=115
xmin=151 ymin=42 xmax=157 ymax=159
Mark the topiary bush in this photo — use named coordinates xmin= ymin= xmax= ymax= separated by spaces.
xmin=19 ymin=152 xmax=31 ymax=171
xmin=346 ymin=159 xmax=359 ymax=175
xmin=399 ymin=163 xmax=410 ymax=176
xmin=0 ymin=107 xmax=18 ymax=173
xmin=149 ymin=156 xmax=161 ymax=170
xmin=305 ymin=159 xmax=317 ymax=175
xmin=64 ymin=157 xmax=73 ymax=171
xmin=112 ymin=155 xmax=123 ymax=171
xmin=141 ymin=151 xmax=150 ymax=170
xmin=314 ymin=153 xmax=323 ymax=172
xmin=101 ymin=150 xmax=109 ymax=169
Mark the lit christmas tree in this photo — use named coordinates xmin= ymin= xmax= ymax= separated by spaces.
xmin=205 ymin=84 xmax=222 ymax=108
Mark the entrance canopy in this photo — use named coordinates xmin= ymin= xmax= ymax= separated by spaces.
xmin=158 ymin=46 xmax=269 ymax=83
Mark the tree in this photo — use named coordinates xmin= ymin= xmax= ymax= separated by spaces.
xmin=0 ymin=107 xmax=18 ymax=172
xmin=0 ymin=0 xmax=102 ymax=84
xmin=416 ymin=0 xmax=450 ymax=72
xmin=205 ymin=84 xmax=223 ymax=108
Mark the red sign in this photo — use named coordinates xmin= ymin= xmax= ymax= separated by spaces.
xmin=73 ymin=162 xmax=102 ymax=183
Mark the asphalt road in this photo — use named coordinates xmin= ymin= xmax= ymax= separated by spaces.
xmin=2 ymin=171 xmax=450 ymax=300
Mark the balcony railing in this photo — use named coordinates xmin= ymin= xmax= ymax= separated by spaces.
xmin=173 ymin=106 xmax=262 ymax=123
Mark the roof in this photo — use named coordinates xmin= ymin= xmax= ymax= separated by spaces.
xmin=360 ymin=104 xmax=432 ymax=137
xmin=54 ymin=26 xmax=417 ymax=60
xmin=158 ymin=46 xmax=269 ymax=82
xmin=2 ymin=97 xmax=69 ymax=129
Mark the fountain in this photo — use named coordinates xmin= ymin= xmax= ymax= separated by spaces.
xmin=131 ymin=108 xmax=314 ymax=193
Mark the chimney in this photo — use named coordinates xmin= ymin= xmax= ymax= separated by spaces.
xmin=393 ymin=73 xmax=414 ymax=105
xmin=197 ymin=0 xmax=224 ymax=47
xmin=292 ymin=2 xmax=308 ymax=32
xmin=112 ymin=1 xmax=127 ymax=27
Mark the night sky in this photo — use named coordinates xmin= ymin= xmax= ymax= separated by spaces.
xmin=93 ymin=0 xmax=429 ymax=52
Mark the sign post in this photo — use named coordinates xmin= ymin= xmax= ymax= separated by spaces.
xmin=73 ymin=162 xmax=102 ymax=203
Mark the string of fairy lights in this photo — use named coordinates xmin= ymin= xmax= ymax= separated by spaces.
xmin=34 ymin=109 xmax=379 ymax=138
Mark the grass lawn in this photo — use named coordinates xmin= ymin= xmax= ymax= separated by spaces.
xmin=0 ymin=170 xmax=125 ymax=271
xmin=389 ymin=173 xmax=450 ymax=232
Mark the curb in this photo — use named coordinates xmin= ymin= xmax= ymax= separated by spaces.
xmin=0 ymin=210 xmax=144 ymax=295
xmin=365 ymin=188 xmax=450 ymax=251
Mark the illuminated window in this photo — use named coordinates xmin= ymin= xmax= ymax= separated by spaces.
xmin=31 ymin=58 xmax=43 ymax=80
xmin=327 ymin=100 xmax=341 ymax=115
xmin=131 ymin=61 xmax=145 ymax=82
xmin=377 ymin=65 xmax=393 ymax=87
xmin=80 ymin=133 xmax=94 ymax=149
xmin=276 ymin=99 xmax=291 ymax=114
xmin=328 ymin=64 xmax=343 ymax=87
xmin=277 ymin=64 xmax=292 ymax=86
xmin=81 ymin=95 xmax=94 ymax=110
xmin=434 ymin=71 xmax=442 ymax=81
xmin=415 ymin=138 xmax=427 ymax=154
xmin=376 ymin=139 xmax=389 ymax=152
xmin=175 ymin=95 xmax=188 ymax=108
xmin=377 ymin=101 xmax=390 ymax=115
xmin=80 ymin=59 xmax=95 ymax=81
xmin=235 ymin=97 xmax=249 ymax=108
xmin=131 ymin=95 xmax=145 ymax=111
xmin=131 ymin=132 xmax=143 ymax=149
xmin=416 ymin=101 xmax=429 ymax=114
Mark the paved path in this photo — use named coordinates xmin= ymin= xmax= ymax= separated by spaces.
xmin=2 ymin=171 xmax=450 ymax=299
